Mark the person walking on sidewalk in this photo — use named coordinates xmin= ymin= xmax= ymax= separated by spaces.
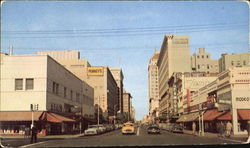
xmin=30 ymin=125 xmax=38 ymax=144
xmin=217 ymin=122 xmax=225 ymax=138
xmin=225 ymin=121 xmax=232 ymax=138
xmin=246 ymin=120 xmax=250 ymax=143
xmin=192 ymin=122 xmax=196 ymax=135
xmin=24 ymin=126 xmax=30 ymax=139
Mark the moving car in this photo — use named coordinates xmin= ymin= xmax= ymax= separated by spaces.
xmin=122 ymin=122 xmax=135 ymax=135
xmin=84 ymin=125 xmax=101 ymax=136
xmin=147 ymin=124 xmax=160 ymax=134
xmin=170 ymin=123 xmax=184 ymax=133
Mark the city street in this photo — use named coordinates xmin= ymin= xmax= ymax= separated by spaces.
xmin=3 ymin=126 xmax=243 ymax=147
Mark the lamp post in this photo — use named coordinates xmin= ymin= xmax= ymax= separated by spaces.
xmin=97 ymin=96 xmax=100 ymax=126
xmin=30 ymin=104 xmax=38 ymax=128
xmin=113 ymin=104 xmax=118 ymax=124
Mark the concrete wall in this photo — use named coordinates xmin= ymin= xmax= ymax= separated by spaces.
xmin=1 ymin=55 xmax=47 ymax=111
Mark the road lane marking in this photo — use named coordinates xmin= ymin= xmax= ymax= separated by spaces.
xmin=136 ymin=127 xmax=140 ymax=136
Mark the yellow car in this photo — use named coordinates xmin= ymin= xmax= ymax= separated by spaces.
xmin=122 ymin=122 xmax=135 ymax=135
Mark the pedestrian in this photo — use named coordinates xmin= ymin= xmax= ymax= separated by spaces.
xmin=246 ymin=120 xmax=250 ymax=143
xmin=217 ymin=122 xmax=225 ymax=138
xmin=30 ymin=125 xmax=38 ymax=144
xmin=225 ymin=121 xmax=232 ymax=138
xmin=24 ymin=126 xmax=30 ymax=139
xmin=192 ymin=122 xmax=196 ymax=135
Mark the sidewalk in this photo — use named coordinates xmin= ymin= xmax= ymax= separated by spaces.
xmin=183 ymin=130 xmax=248 ymax=143
xmin=1 ymin=133 xmax=85 ymax=139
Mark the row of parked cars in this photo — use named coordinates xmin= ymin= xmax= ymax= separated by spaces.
xmin=84 ymin=124 xmax=123 ymax=136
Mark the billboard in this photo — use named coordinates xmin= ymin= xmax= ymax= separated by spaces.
xmin=87 ymin=67 xmax=104 ymax=76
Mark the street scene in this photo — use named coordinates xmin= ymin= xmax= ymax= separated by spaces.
xmin=0 ymin=1 xmax=250 ymax=147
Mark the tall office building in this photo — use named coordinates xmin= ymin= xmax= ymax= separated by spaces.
xmin=110 ymin=68 xmax=124 ymax=113
xmin=157 ymin=35 xmax=191 ymax=117
xmin=148 ymin=50 xmax=160 ymax=121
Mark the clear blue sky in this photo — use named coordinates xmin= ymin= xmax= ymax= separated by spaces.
xmin=1 ymin=1 xmax=249 ymax=120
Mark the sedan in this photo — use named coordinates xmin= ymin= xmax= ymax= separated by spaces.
xmin=147 ymin=125 xmax=160 ymax=134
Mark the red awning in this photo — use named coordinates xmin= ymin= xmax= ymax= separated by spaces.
xmin=217 ymin=109 xmax=250 ymax=120
xmin=203 ymin=109 xmax=226 ymax=121
xmin=238 ymin=109 xmax=250 ymax=120
xmin=0 ymin=111 xmax=44 ymax=121
xmin=41 ymin=112 xmax=75 ymax=123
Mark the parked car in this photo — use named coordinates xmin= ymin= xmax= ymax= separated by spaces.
xmin=122 ymin=122 xmax=135 ymax=135
xmin=84 ymin=125 xmax=101 ymax=136
xmin=170 ymin=123 xmax=184 ymax=133
xmin=147 ymin=124 xmax=160 ymax=134
xmin=98 ymin=125 xmax=106 ymax=133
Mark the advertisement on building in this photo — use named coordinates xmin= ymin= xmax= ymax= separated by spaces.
xmin=87 ymin=67 xmax=104 ymax=76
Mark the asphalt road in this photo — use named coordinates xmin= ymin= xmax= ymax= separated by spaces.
xmin=1 ymin=126 xmax=245 ymax=147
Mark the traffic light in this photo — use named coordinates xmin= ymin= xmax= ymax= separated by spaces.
xmin=30 ymin=104 xmax=33 ymax=111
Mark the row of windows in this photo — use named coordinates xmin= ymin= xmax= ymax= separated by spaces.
xmin=197 ymin=55 xmax=209 ymax=59
xmin=15 ymin=78 xmax=34 ymax=90
xmin=231 ymin=60 xmax=247 ymax=66
xmin=197 ymin=64 xmax=218 ymax=69
xmin=52 ymin=81 xmax=80 ymax=103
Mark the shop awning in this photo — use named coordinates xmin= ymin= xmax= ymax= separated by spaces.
xmin=203 ymin=109 xmax=226 ymax=121
xmin=41 ymin=112 xmax=76 ymax=123
xmin=237 ymin=109 xmax=250 ymax=120
xmin=0 ymin=111 xmax=43 ymax=121
xmin=216 ymin=109 xmax=250 ymax=121
xmin=176 ymin=112 xmax=200 ymax=122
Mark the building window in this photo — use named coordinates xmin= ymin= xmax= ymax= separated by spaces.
xmin=64 ymin=87 xmax=67 ymax=98
xmin=70 ymin=90 xmax=73 ymax=100
xmin=197 ymin=56 xmax=199 ymax=59
xmin=237 ymin=61 xmax=241 ymax=66
xmin=202 ymin=55 xmax=204 ymax=59
xmin=76 ymin=93 xmax=80 ymax=102
xmin=231 ymin=61 xmax=234 ymax=66
xmin=26 ymin=78 xmax=34 ymax=90
xmin=198 ymin=65 xmax=200 ymax=69
xmin=243 ymin=61 xmax=246 ymax=65
xmin=207 ymin=64 xmax=210 ymax=69
xmin=53 ymin=82 xmax=59 ymax=95
xmin=207 ymin=55 xmax=209 ymax=58
xmin=15 ymin=79 xmax=23 ymax=90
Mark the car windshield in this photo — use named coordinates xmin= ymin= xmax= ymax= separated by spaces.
xmin=124 ymin=124 xmax=133 ymax=127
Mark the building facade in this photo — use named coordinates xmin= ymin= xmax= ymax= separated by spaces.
xmin=191 ymin=48 xmax=219 ymax=73
xmin=110 ymin=68 xmax=124 ymax=113
xmin=157 ymin=35 xmax=191 ymax=118
xmin=0 ymin=55 xmax=87 ymax=136
xmin=219 ymin=53 xmax=250 ymax=73
xmin=123 ymin=90 xmax=132 ymax=121
xmin=148 ymin=50 xmax=160 ymax=122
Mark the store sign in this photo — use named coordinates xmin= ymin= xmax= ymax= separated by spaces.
xmin=87 ymin=67 xmax=104 ymax=76
xmin=236 ymin=97 xmax=250 ymax=101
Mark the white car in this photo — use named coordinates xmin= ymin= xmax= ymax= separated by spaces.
xmin=97 ymin=125 xmax=106 ymax=133
xmin=84 ymin=125 xmax=100 ymax=136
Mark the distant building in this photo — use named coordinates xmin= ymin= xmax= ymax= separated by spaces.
xmin=191 ymin=48 xmax=219 ymax=73
xmin=148 ymin=50 xmax=160 ymax=122
xmin=110 ymin=68 xmax=124 ymax=113
xmin=123 ymin=90 xmax=132 ymax=121
xmin=219 ymin=52 xmax=250 ymax=73
xmin=37 ymin=50 xmax=80 ymax=60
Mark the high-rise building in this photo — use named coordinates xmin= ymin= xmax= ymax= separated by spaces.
xmin=191 ymin=48 xmax=219 ymax=73
xmin=123 ymin=90 xmax=132 ymax=121
xmin=218 ymin=52 xmax=250 ymax=73
xmin=148 ymin=50 xmax=160 ymax=121
xmin=157 ymin=35 xmax=191 ymax=118
xmin=110 ymin=68 xmax=124 ymax=113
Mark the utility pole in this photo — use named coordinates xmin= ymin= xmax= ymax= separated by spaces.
xmin=97 ymin=96 xmax=100 ymax=126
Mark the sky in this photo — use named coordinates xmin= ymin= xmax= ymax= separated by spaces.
xmin=1 ymin=1 xmax=249 ymax=120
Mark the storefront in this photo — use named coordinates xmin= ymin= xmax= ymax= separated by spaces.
xmin=0 ymin=111 xmax=76 ymax=136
